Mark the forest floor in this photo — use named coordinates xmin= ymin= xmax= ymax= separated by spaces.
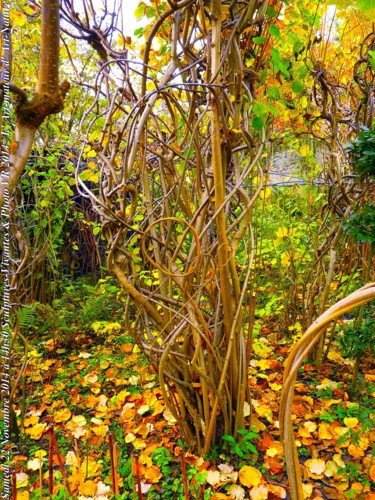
xmin=8 ymin=321 xmax=375 ymax=499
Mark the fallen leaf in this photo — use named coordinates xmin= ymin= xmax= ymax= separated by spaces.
xmin=27 ymin=458 xmax=42 ymax=471
xmin=25 ymin=423 xmax=47 ymax=440
xmin=318 ymin=422 xmax=334 ymax=440
xmin=144 ymin=464 xmax=162 ymax=483
xmin=324 ymin=460 xmax=338 ymax=478
xmin=343 ymin=417 xmax=359 ymax=428
xmin=54 ymin=408 xmax=72 ymax=423
xmin=16 ymin=472 xmax=29 ymax=489
xmin=227 ymin=484 xmax=246 ymax=499
xmin=23 ymin=415 xmax=39 ymax=427
xmin=207 ymin=470 xmax=221 ymax=486
xmin=305 ymin=458 xmax=325 ymax=476
xmin=16 ymin=492 xmax=29 ymax=500
xmin=267 ymin=484 xmax=287 ymax=498
xmin=239 ymin=466 xmax=262 ymax=488
xmin=332 ymin=453 xmax=345 ymax=468
xmin=79 ymin=479 xmax=96 ymax=496
xmin=302 ymin=484 xmax=313 ymax=499
xmin=348 ymin=443 xmax=365 ymax=458
xmin=163 ymin=407 xmax=177 ymax=424
xmin=96 ymin=481 xmax=111 ymax=496
xmin=65 ymin=451 xmax=78 ymax=467
xmin=250 ymin=484 xmax=268 ymax=500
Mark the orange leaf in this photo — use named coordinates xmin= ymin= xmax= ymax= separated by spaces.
xmin=348 ymin=443 xmax=365 ymax=459
xmin=144 ymin=464 xmax=162 ymax=483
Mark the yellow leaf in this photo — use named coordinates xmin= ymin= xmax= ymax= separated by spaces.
xmin=125 ymin=432 xmax=136 ymax=443
xmin=269 ymin=382 xmax=282 ymax=391
xmin=298 ymin=421 xmax=317 ymax=438
xmin=144 ymin=465 xmax=162 ymax=483
xmin=258 ymin=360 xmax=272 ymax=370
xmin=343 ymin=417 xmax=359 ymax=428
xmin=239 ymin=465 xmax=262 ymax=488
xmin=301 ymin=96 xmax=308 ymax=109
xmin=17 ymin=492 xmax=29 ymax=500
xmin=24 ymin=415 xmax=39 ymax=427
xmin=16 ymin=472 xmax=29 ymax=489
xmin=280 ymin=252 xmax=290 ymax=267
xmin=259 ymin=187 xmax=272 ymax=200
xmin=54 ymin=408 xmax=72 ymax=423
xmin=324 ymin=460 xmax=338 ymax=478
xmin=132 ymin=437 xmax=147 ymax=450
xmin=276 ymin=227 xmax=288 ymax=238
xmin=71 ymin=415 xmax=87 ymax=427
xmin=318 ymin=423 xmax=334 ymax=440
xmin=11 ymin=11 xmax=26 ymax=27
xmin=254 ymin=404 xmax=273 ymax=422
xmin=79 ymin=479 xmax=97 ymax=496
xmin=25 ymin=423 xmax=47 ymax=440
xmin=92 ymin=423 xmax=108 ymax=437
xmin=333 ymin=453 xmax=345 ymax=468
xmin=299 ymin=145 xmax=309 ymax=157
xmin=34 ymin=450 xmax=47 ymax=459
xmin=302 ymin=484 xmax=313 ymax=499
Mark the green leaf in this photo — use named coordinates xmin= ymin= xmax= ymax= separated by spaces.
xmin=271 ymin=48 xmax=281 ymax=62
xmin=293 ymin=41 xmax=305 ymax=54
xmin=134 ymin=27 xmax=146 ymax=37
xmin=252 ymin=102 xmax=267 ymax=117
xmin=268 ymin=86 xmax=280 ymax=99
xmin=356 ymin=0 xmax=375 ymax=11
xmin=267 ymin=104 xmax=281 ymax=116
xmin=134 ymin=5 xmax=145 ymax=18
xmin=252 ymin=117 xmax=264 ymax=130
xmin=292 ymin=80 xmax=305 ymax=94
xmin=252 ymin=36 xmax=268 ymax=44
xmin=269 ymin=24 xmax=280 ymax=37
xmin=275 ymin=60 xmax=290 ymax=78
xmin=222 ymin=435 xmax=236 ymax=445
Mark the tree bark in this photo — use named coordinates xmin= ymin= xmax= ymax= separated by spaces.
xmin=0 ymin=0 xmax=69 ymax=209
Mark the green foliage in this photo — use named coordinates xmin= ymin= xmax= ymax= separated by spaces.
xmin=222 ymin=428 xmax=260 ymax=460
xmin=18 ymin=278 xmax=122 ymax=344
xmin=339 ymin=317 xmax=375 ymax=360
xmin=346 ymin=128 xmax=375 ymax=178
xmin=344 ymin=204 xmax=375 ymax=243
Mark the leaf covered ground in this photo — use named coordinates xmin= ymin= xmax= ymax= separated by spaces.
xmin=6 ymin=314 xmax=375 ymax=500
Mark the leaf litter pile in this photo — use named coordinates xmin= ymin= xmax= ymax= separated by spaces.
xmin=8 ymin=320 xmax=375 ymax=499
